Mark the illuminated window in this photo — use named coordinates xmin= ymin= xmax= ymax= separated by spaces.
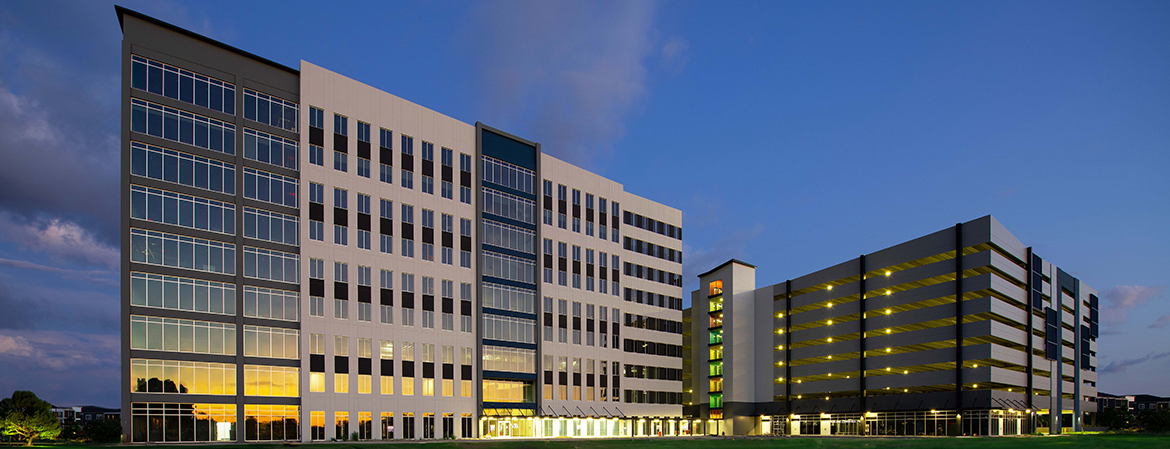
xmin=710 ymin=280 xmax=723 ymax=296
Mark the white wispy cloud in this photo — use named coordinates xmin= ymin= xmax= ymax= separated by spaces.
xmin=1099 ymin=285 xmax=1165 ymax=327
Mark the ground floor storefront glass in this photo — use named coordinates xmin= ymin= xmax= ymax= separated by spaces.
xmin=131 ymin=402 xmax=237 ymax=442
xmin=758 ymin=409 xmax=1027 ymax=436
xmin=480 ymin=416 xmax=686 ymax=438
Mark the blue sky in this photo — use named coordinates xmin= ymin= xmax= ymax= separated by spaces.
xmin=0 ymin=0 xmax=1166 ymax=408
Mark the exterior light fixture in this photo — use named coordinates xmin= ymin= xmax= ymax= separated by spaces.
xmin=886 ymin=367 xmax=891 ymax=371
xmin=903 ymin=370 xmax=908 ymax=374
xmin=827 ymin=286 xmax=833 ymax=291
xmin=886 ymin=328 xmax=891 ymax=333
xmin=885 ymin=271 xmax=891 ymax=277
xmin=885 ymin=309 xmax=892 ymax=314
xmin=886 ymin=348 xmax=891 ymax=352
xmin=886 ymin=290 xmax=892 ymax=296
xmin=827 ymin=337 xmax=833 ymax=342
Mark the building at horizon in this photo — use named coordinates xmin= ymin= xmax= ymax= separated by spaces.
xmin=119 ymin=6 xmax=683 ymax=443
xmin=684 ymin=215 xmax=1099 ymax=436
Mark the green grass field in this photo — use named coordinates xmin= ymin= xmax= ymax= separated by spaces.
xmin=13 ymin=434 xmax=1170 ymax=449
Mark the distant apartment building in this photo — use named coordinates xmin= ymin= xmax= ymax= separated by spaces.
xmin=1097 ymin=393 xmax=1133 ymax=412
xmin=119 ymin=6 xmax=682 ymax=443
xmin=684 ymin=216 xmax=1099 ymax=436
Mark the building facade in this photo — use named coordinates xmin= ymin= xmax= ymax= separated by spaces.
xmin=684 ymin=216 xmax=1099 ymax=436
xmin=120 ymin=7 xmax=683 ymax=443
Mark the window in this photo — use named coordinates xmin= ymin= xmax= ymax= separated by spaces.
xmin=243 ymin=128 xmax=297 ymax=170
xmin=401 ymin=274 xmax=415 ymax=326
xmin=309 ymin=183 xmax=325 ymax=242
xmin=131 ymin=55 xmax=236 ymax=115
xmin=379 ymin=199 xmax=393 ymax=254
xmin=357 ymin=157 xmax=370 ymax=178
xmin=242 ymin=168 xmax=297 ymax=207
xmin=572 ymin=302 xmax=582 ymax=345
xmin=130 ymin=98 xmax=236 ymax=155
xmin=461 ymin=283 xmax=473 ymax=333
xmin=421 ymin=277 xmax=435 ymax=329
xmin=379 ymin=269 xmax=394 ymax=325
xmin=130 ymin=142 xmax=236 ymax=195
xmin=460 ymin=218 xmax=472 ymax=268
xmin=358 ymin=267 xmax=372 ymax=322
xmin=543 ymin=297 xmax=553 ymax=342
xmin=243 ymin=88 xmax=296 ymax=131
xmin=309 ymin=259 xmax=325 ymax=317
xmin=482 ymin=156 xmax=535 ymax=193
xmin=333 ymin=188 xmax=348 ymax=246
xmin=572 ymin=245 xmax=581 ymax=289
xmin=380 ymin=340 xmax=394 ymax=395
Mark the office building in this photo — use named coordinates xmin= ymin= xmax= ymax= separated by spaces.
xmin=684 ymin=215 xmax=1099 ymax=436
xmin=119 ymin=6 xmax=683 ymax=443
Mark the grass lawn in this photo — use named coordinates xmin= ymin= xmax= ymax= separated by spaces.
xmin=12 ymin=434 xmax=1170 ymax=449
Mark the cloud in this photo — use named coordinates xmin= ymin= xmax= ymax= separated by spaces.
xmin=0 ymin=212 xmax=118 ymax=270
xmin=1099 ymin=285 xmax=1165 ymax=326
xmin=1150 ymin=315 xmax=1170 ymax=329
xmin=0 ymin=329 xmax=120 ymax=407
xmin=682 ymin=223 xmax=766 ymax=290
xmin=0 ymin=334 xmax=33 ymax=357
xmin=1099 ymin=351 xmax=1170 ymax=374
xmin=469 ymin=0 xmax=661 ymax=167
xmin=0 ymin=46 xmax=120 ymax=246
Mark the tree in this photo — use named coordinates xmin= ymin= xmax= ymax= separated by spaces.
xmin=1137 ymin=409 xmax=1170 ymax=433
xmin=0 ymin=391 xmax=62 ymax=446
xmin=82 ymin=419 xmax=122 ymax=444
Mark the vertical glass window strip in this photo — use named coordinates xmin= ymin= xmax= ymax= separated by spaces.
xmin=243 ymin=89 xmax=298 ymax=132
xmin=130 ymin=142 xmax=236 ymax=195
xmin=130 ymin=98 xmax=236 ymax=155
xmin=130 ymin=228 xmax=235 ymax=275
xmin=242 ymin=207 xmax=299 ymax=246
xmin=131 ymin=55 xmax=235 ymax=115
xmin=481 ymin=156 xmax=535 ymax=194
xmin=130 ymin=185 xmax=235 ymax=235
xmin=242 ymin=168 xmax=298 ymax=208
xmin=129 ymin=272 xmax=237 ymax=315
xmin=243 ymin=128 xmax=298 ymax=170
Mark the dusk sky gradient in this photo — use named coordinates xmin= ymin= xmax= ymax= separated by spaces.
xmin=0 ymin=0 xmax=1166 ymax=408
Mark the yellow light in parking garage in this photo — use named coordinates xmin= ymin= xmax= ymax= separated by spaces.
xmin=828 ymin=355 xmax=832 ymax=359
xmin=827 ymin=320 xmax=833 ymax=325
xmin=827 ymin=337 xmax=833 ymax=342
xmin=827 ymin=303 xmax=833 ymax=308
xmin=973 ymin=384 xmax=978 ymax=388
xmin=798 ymin=380 xmax=802 ymax=384
xmin=904 ymin=389 xmax=909 ymax=392
xmin=828 ymin=373 xmax=832 ymax=376
xmin=828 ymin=286 xmax=833 ymax=291
xmin=886 ymin=309 xmax=892 ymax=314
xmin=846 ymin=375 xmax=850 ymax=379
xmin=974 ymin=364 xmax=979 ymax=368
xmin=826 ymin=397 xmax=830 ymax=401
xmin=886 ymin=271 xmax=891 ymax=277
xmin=778 ymin=313 xmax=784 ymax=318
xmin=886 ymin=348 xmax=891 ymax=352
xmin=1008 ymin=388 xmax=1013 ymax=392
xmin=931 ymin=410 xmax=937 ymax=413
xmin=886 ymin=367 xmax=891 ymax=371
xmin=798 ymin=395 xmax=802 ymax=399
xmin=886 ymin=290 xmax=892 ymax=296
xmin=886 ymin=328 xmax=891 ymax=333
xmin=904 ymin=370 xmax=909 ymax=374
